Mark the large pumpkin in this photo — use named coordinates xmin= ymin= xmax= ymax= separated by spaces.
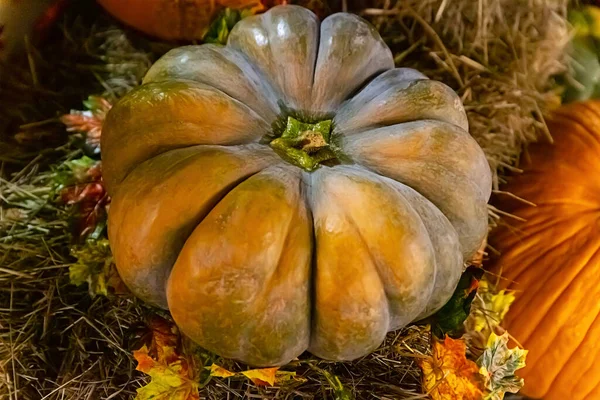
xmin=102 ymin=5 xmax=492 ymax=366
xmin=97 ymin=0 xmax=263 ymax=40
xmin=489 ymin=100 xmax=600 ymax=399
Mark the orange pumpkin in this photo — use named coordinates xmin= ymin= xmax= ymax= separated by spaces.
xmin=97 ymin=0 xmax=264 ymax=40
xmin=489 ymin=100 xmax=600 ymax=399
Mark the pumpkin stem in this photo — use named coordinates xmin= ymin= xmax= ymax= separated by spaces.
xmin=269 ymin=117 xmax=336 ymax=171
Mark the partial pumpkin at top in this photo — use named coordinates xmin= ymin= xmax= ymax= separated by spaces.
xmin=96 ymin=0 xmax=265 ymax=40
xmin=101 ymin=5 xmax=492 ymax=366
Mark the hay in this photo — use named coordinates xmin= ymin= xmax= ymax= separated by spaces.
xmin=1 ymin=0 xmax=570 ymax=399
xmin=360 ymin=0 xmax=570 ymax=230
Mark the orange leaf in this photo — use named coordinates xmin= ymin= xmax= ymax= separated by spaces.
xmin=419 ymin=335 xmax=484 ymax=400
xmin=133 ymin=345 xmax=156 ymax=374
xmin=133 ymin=343 xmax=199 ymax=400
xmin=133 ymin=317 xmax=201 ymax=399
xmin=241 ymin=367 xmax=279 ymax=386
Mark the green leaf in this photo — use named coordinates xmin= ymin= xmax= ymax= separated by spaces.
xmin=586 ymin=6 xmax=600 ymax=39
xmin=478 ymin=332 xmax=528 ymax=400
xmin=87 ymin=219 xmax=107 ymax=241
xmin=69 ymin=239 xmax=113 ymax=297
xmin=82 ymin=96 xmax=111 ymax=115
xmin=569 ymin=6 xmax=600 ymax=40
xmin=203 ymin=8 xmax=249 ymax=45
xmin=468 ymin=279 xmax=516 ymax=336
xmin=570 ymin=9 xmax=591 ymax=37
xmin=424 ymin=266 xmax=484 ymax=338
xmin=65 ymin=156 xmax=97 ymax=171
xmin=563 ymin=6 xmax=600 ymax=103
xmin=563 ymin=36 xmax=600 ymax=103
xmin=311 ymin=366 xmax=354 ymax=400
xmin=53 ymin=156 xmax=98 ymax=190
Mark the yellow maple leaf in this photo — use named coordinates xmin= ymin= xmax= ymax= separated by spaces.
xmin=133 ymin=343 xmax=199 ymax=399
xmin=470 ymin=280 xmax=516 ymax=334
xmin=241 ymin=367 xmax=280 ymax=386
xmin=207 ymin=364 xmax=298 ymax=387
xmin=207 ymin=364 xmax=236 ymax=378
xmin=69 ymin=239 xmax=112 ymax=297
xmin=420 ymin=335 xmax=484 ymax=400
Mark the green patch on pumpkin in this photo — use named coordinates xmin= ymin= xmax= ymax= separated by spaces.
xmin=269 ymin=116 xmax=338 ymax=171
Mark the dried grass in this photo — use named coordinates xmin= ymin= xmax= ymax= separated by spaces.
xmin=360 ymin=0 xmax=570 ymax=231
xmin=0 ymin=0 xmax=570 ymax=399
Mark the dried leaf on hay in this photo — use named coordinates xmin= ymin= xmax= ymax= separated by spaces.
xmin=419 ymin=335 xmax=484 ymax=400
xmin=241 ymin=367 xmax=281 ymax=386
xmin=207 ymin=364 xmax=236 ymax=378
xmin=134 ymin=317 xmax=200 ymax=400
xmin=478 ymin=332 xmax=527 ymax=400
xmin=146 ymin=316 xmax=181 ymax=364
xmin=467 ymin=279 xmax=516 ymax=337
xmin=69 ymin=238 xmax=113 ymax=297
xmin=134 ymin=345 xmax=200 ymax=400
xmin=207 ymin=363 xmax=298 ymax=387
xmin=55 ymin=156 xmax=110 ymax=239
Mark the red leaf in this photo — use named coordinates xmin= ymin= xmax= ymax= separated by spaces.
xmin=147 ymin=316 xmax=180 ymax=365
xmin=60 ymin=96 xmax=112 ymax=149
xmin=61 ymin=113 xmax=102 ymax=139
xmin=61 ymin=180 xmax=109 ymax=238
xmin=59 ymin=161 xmax=111 ymax=239
xmin=61 ymin=182 xmax=105 ymax=205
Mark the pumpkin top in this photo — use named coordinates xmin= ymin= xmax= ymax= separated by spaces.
xmin=104 ymin=5 xmax=473 ymax=178
xmin=269 ymin=117 xmax=337 ymax=171
xmin=102 ymin=4 xmax=491 ymax=258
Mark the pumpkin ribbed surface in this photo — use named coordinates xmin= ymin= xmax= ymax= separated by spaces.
xmin=101 ymin=5 xmax=491 ymax=366
xmin=489 ymin=100 xmax=600 ymax=399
